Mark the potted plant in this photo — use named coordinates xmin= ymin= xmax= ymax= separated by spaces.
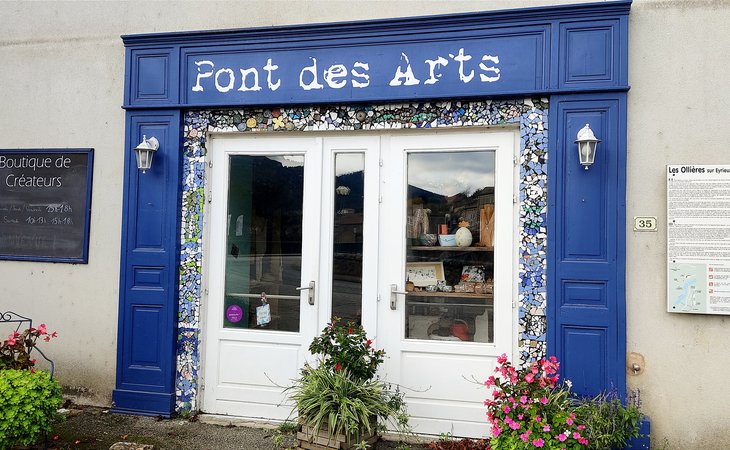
xmin=288 ymin=318 xmax=410 ymax=450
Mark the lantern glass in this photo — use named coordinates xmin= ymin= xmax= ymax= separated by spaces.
xmin=578 ymin=140 xmax=597 ymax=167
xmin=136 ymin=148 xmax=154 ymax=173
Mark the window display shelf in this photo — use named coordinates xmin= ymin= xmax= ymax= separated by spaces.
xmin=406 ymin=300 xmax=493 ymax=308
xmin=405 ymin=292 xmax=492 ymax=299
xmin=409 ymin=246 xmax=493 ymax=252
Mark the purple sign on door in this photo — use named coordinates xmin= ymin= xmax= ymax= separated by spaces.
xmin=226 ymin=305 xmax=243 ymax=323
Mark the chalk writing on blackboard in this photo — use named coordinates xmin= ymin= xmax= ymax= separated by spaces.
xmin=0 ymin=149 xmax=93 ymax=263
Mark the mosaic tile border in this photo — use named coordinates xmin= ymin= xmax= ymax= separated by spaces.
xmin=175 ymin=99 xmax=548 ymax=413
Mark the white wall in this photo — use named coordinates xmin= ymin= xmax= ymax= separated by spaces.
xmin=626 ymin=1 xmax=730 ymax=448
xmin=1 ymin=0 xmax=729 ymax=447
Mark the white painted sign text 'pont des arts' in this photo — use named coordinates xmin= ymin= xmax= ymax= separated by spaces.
xmin=192 ymin=49 xmax=501 ymax=94
xmin=183 ymin=36 xmax=544 ymax=105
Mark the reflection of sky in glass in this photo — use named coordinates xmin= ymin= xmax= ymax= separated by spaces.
xmin=408 ymin=151 xmax=495 ymax=196
xmin=335 ymin=153 xmax=364 ymax=176
xmin=267 ymin=155 xmax=304 ymax=167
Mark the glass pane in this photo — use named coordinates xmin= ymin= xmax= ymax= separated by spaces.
xmin=331 ymin=153 xmax=365 ymax=324
xmin=404 ymin=151 xmax=495 ymax=343
xmin=223 ymin=155 xmax=304 ymax=331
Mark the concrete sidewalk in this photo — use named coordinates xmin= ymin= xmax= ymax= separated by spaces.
xmin=45 ymin=406 xmax=430 ymax=450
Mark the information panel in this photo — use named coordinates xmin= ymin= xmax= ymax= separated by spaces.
xmin=0 ymin=149 xmax=93 ymax=263
xmin=667 ymin=165 xmax=730 ymax=314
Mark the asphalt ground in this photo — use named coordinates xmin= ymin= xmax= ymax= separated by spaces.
xmin=38 ymin=406 xmax=433 ymax=450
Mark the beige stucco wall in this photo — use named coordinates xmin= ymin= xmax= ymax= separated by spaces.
xmin=1 ymin=0 xmax=729 ymax=447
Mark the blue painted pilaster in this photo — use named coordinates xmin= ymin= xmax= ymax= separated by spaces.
xmin=113 ymin=110 xmax=182 ymax=417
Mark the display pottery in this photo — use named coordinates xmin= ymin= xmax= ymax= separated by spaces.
xmin=455 ymin=218 xmax=473 ymax=247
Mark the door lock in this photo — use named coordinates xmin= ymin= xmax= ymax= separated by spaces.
xmin=296 ymin=281 xmax=316 ymax=305
xmin=390 ymin=284 xmax=407 ymax=310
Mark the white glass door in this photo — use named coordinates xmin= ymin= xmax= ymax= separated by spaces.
xmin=203 ymin=134 xmax=380 ymax=420
xmin=203 ymin=134 xmax=323 ymax=419
xmin=377 ymin=130 xmax=517 ymax=437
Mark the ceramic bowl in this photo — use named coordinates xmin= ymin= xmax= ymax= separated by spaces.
xmin=419 ymin=233 xmax=438 ymax=246
xmin=438 ymin=234 xmax=457 ymax=247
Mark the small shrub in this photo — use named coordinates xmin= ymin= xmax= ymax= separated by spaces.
xmin=573 ymin=392 xmax=641 ymax=450
xmin=0 ymin=324 xmax=58 ymax=370
xmin=0 ymin=369 xmax=63 ymax=449
xmin=308 ymin=318 xmax=385 ymax=382
xmin=485 ymin=354 xmax=589 ymax=449
xmin=288 ymin=365 xmax=409 ymax=446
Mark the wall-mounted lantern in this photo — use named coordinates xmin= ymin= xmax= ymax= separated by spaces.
xmin=575 ymin=124 xmax=600 ymax=170
xmin=134 ymin=135 xmax=159 ymax=173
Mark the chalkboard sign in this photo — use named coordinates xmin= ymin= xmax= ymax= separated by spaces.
xmin=0 ymin=149 xmax=93 ymax=263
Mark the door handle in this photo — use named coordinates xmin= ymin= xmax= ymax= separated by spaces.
xmin=296 ymin=281 xmax=316 ymax=305
xmin=390 ymin=284 xmax=407 ymax=310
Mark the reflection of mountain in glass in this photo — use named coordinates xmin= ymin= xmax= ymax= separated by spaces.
xmin=408 ymin=184 xmax=494 ymax=237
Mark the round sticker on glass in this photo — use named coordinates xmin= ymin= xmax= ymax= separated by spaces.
xmin=226 ymin=305 xmax=243 ymax=323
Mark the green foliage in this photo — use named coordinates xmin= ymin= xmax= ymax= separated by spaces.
xmin=486 ymin=355 xmax=589 ymax=449
xmin=308 ymin=318 xmax=385 ymax=382
xmin=0 ymin=324 xmax=58 ymax=370
xmin=572 ymin=392 xmax=641 ymax=450
xmin=0 ymin=369 xmax=63 ymax=450
xmin=288 ymin=364 xmax=409 ymax=446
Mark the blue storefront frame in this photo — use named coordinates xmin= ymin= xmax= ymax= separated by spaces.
xmin=113 ymin=0 xmax=631 ymax=421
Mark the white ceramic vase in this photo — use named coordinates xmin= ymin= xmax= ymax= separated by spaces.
xmin=455 ymin=226 xmax=473 ymax=247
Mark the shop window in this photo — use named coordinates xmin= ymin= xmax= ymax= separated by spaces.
xmin=222 ymin=155 xmax=304 ymax=331
xmin=405 ymin=151 xmax=495 ymax=343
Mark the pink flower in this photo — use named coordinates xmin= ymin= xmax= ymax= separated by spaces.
xmin=573 ymin=432 xmax=581 ymax=440
xmin=7 ymin=337 xmax=16 ymax=346
xmin=579 ymin=438 xmax=588 ymax=445
xmin=525 ymin=373 xmax=535 ymax=383
xmin=504 ymin=406 xmax=511 ymax=414
xmin=520 ymin=395 xmax=528 ymax=404
xmin=518 ymin=414 xmax=524 ymax=420
xmin=543 ymin=425 xmax=550 ymax=432
xmin=485 ymin=376 xmax=496 ymax=387
xmin=37 ymin=324 xmax=47 ymax=335
xmin=534 ymin=416 xmax=541 ymax=423
xmin=51 ymin=331 xmax=58 ymax=338
xmin=508 ymin=421 xmax=521 ymax=430
xmin=557 ymin=433 xmax=567 ymax=442
xmin=43 ymin=336 xmax=51 ymax=342
xmin=497 ymin=353 xmax=508 ymax=364
xmin=577 ymin=425 xmax=586 ymax=430
xmin=532 ymin=438 xmax=545 ymax=448
xmin=540 ymin=397 xmax=548 ymax=405
xmin=566 ymin=417 xmax=573 ymax=425
xmin=520 ymin=433 xmax=529 ymax=442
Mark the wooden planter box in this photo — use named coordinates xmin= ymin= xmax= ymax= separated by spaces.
xmin=296 ymin=422 xmax=378 ymax=450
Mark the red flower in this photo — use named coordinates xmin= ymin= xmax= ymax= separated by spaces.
xmin=348 ymin=327 xmax=353 ymax=334
xmin=335 ymin=363 xmax=342 ymax=371
xmin=366 ymin=339 xmax=372 ymax=347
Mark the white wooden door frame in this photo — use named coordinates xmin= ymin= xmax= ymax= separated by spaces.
xmin=377 ymin=129 xmax=519 ymax=437
xmin=202 ymin=134 xmax=323 ymax=419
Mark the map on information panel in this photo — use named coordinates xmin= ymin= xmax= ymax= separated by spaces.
xmin=667 ymin=165 xmax=730 ymax=315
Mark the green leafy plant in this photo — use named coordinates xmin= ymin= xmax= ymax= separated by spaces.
xmin=0 ymin=369 xmax=63 ymax=449
xmin=288 ymin=364 xmax=409 ymax=446
xmin=0 ymin=324 xmax=58 ymax=370
xmin=308 ymin=318 xmax=385 ymax=382
xmin=288 ymin=321 xmax=410 ymax=448
xmin=485 ymin=354 xmax=589 ymax=449
xmin=572 ymin=391 xmax=641 ymax=450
